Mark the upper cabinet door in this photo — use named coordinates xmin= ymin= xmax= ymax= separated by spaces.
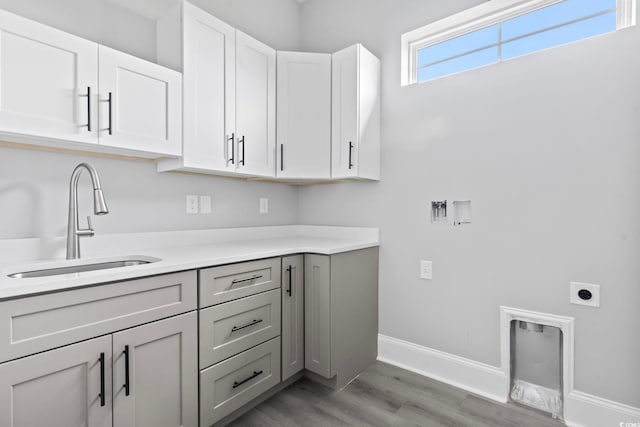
xmin=0 ymin=9 xmax=98 ymax=145
xmin=331 ymin=44 xmax=381 ymax=180
xmin=235 ymin=30 xmax=276 ymax=177
xmin=182 ymin=2 xmax=236 ymax=171
xmin=98 ymin=45 xmax=182 ymax=157
xmin=276 ymin=52 xmax=331 ymax=180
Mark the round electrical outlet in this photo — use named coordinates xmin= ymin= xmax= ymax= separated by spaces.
xmin=578 ymin=289 xmax=593 ymax=300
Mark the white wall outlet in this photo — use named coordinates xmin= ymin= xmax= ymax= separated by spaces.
xmin=186 ymin=195 xmax=199 ymax=214
xmin=259 ymin=198 xmax=269 ymax=214
xmin=420 ymin=260 xmax=433 ymax=280
xmin=570 ymin=282 xmax=600 ymax=307
xmin=200 ymin=195 xmax=212 ymax=214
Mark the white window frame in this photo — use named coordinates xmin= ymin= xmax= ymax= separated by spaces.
xmin=401 ymin=0 xmax=637 ymax=86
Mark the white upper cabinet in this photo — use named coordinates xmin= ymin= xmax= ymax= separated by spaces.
xmin=276 ymin=52 xmax=331 ymax=180
xmin=159 ymin=2 xmax=236 ymax=173
xmin=98 ymin=46 xmax=182 ymax=157
xmin=157 ymin=4 xmax=276 ymax=177
xmin=0 ymin=8 xmax=182 ymax=158
xmin=233 ymin=30 xmax=276 ymax=177
xmin=331 ymin=44 xmax=381 ymax=180
xmin=0 ymin=9 xmax=98 ymax=146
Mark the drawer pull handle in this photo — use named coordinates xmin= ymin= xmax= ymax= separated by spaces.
xmin=286 ymin=265 xmax=292 ymax=297
xmin=230 ymin=274 xmax=263 ymax=286
xmin=123 ymin=345 xmax=130 ymax=396
xmin=98 ymin=352 xmax=105 ymax=407
xmin=231 ymin=319 xmax=263 ymax=333
xmin=233 ymin=370 xmax=263 ymax=389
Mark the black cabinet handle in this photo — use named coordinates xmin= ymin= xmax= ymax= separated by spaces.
xmin=238 ymin=136 xmax=245 ymax=166
xmin=348 ymin=142 xmax=354 ymax=169
xmin=107 ymin=92 xmax=113 ymax=135
xmin=230 ymin=274 xmax=263 ymax=286
xmin=231 ymin=319 xmax=263 ymax=333
xmin=86 ymin=87 xmax=92 ymax=132
xmin=280 ymin=144 xmax=284 ymax=171
xmin=227 ymin=133 xmax=235 ymax=164
xmin=233 ymin=370 xmax=263 ymax=389
xmin=123 ymin=345 xmax=130 ymax=397
xmin=99 ymin=352 xmax=105 ymax=407
xmin=286 ymin=265 xmax=292 ymax=297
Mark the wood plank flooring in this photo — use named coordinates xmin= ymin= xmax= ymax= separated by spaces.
xmin=228 ymin=361 xmax=565 ymax=427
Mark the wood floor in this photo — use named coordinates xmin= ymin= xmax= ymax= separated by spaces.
xmin=228 ymin=361 xmax=565 ymax=427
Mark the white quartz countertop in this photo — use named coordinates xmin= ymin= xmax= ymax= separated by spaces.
xmin=0 ymin=226 xmax=379 ymax=300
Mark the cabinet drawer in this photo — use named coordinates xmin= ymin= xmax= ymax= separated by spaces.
xmin=0 ymin=271 xmax=197 ymax=363
xmin=200 ymin=288 xmax=281 ymax=369
xmin=200 ymin=337 xmax=280 ymax=426
xmin=199 ymin=258 xmax=281 ymax=308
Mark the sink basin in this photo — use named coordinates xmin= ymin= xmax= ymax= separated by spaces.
xmin=7 ymin=256 xmax=161 ymax=279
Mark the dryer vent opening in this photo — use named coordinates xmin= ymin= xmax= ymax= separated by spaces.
xmin=509 ymin=320 xmax=563 ymax=419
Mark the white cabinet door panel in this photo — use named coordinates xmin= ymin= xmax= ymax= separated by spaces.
xmin=235 ymin=30 xmax=276 ymax=177
xmin=332 ymin=45 xmax=359 ymax=178
xmin=0 ymin=335 xmax=112 ymax=427
xmin=276 ymin=52 xmax=331 ymax=179
xmin=98 ymin=45 xmax=181 ymax=156
xmin=182 ymin=3 xmax=236 ymax=171
xmin=0 ymin=9 xmax=98 ymax=145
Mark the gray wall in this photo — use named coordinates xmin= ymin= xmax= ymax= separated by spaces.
xmin=298 ymin=0 xmax=640 ymax=407
xmin=0 ymin=0 xmax=301 ymax=239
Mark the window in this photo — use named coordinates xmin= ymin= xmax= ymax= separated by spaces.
xmin=401 ymin=0 xmax=636 ymax=85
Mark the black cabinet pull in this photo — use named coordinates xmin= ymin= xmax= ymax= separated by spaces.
xmin=238 ymin=136 xmax=245 ymax=166
xmin=227 ymin=133 xmax=235 ymax=164
xmin=280 ymin=144 xmax=284 ymax=171
xmin=107 ymin=92 xmax=113 ymax=135
xmin=98 ymin=352 xmax=105 ymax=407
xmin=86 ymin=86 xmax=92 ymax=132
xmin=231 ymin=319 xmax=263 ymax=333
xmin=232 ymin=370 xmax=263 ymax=389
xmin=230 ymin=274 xmax=263 ymax=286
xmin=123 ymin=345 xmax=130 ymax=397
xmin=286 ymin=265 xmax=292 ymax=297
xmin=348 ymin=142 xmax=354 ymax=169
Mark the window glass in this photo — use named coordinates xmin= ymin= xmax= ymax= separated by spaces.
xmin=502 ymin=12 xmax=616 ymax=59
xmin=417 ymin=25 xmax=499 ymax=67
xmin=418 ymin=47 xmax=498 ymax=81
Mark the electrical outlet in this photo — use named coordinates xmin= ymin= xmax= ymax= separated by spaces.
xmin=260 ymin=198 xmax=269 ymax=214
xmin=570 ymin=282 xmax=600 ymax=307
xmin=420 ymin=260 xmax=432 ymax=280
xmin=200 ymin=195 xmax=212 ymax=214
xmin=186 ymin=195 xmax=199 ymax=214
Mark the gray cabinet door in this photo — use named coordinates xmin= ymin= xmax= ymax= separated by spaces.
xmin=304 ymin=254 xmax=332 ymax=378
xmin=282 ymin=254 xmax=304 ymax=381
xmin=0 ymin=335 xmax=112 ymax=427
xmin=112 ymin=312 xmax=198 ymax=427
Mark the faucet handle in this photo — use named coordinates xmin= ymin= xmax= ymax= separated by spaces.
xmin=86 ymin=215 xmax=93 ymax=231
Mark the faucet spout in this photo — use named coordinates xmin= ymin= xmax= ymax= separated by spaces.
xmin=66 ymin=163 xmax=109 ymax=260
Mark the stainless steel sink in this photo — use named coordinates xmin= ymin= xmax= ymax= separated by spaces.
xmin=7 ymin=256 xmax=160 ymax=279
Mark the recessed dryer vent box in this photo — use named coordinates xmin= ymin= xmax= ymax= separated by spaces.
xmin=453 ymin=200 xmax=472 ymax=225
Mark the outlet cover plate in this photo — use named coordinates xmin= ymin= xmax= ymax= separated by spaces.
xmin=259 ymin=198 xmax=269 ymax=214
xmin=420 ymin=260 xmax=432 ymax=280
xmin=570 ymin=282 xmax=600 ymax=307
xmin=186 ymin=195 xmax=199 ymax=214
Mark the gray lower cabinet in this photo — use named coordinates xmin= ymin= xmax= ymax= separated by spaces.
xmin=0 ymin=334 xmax=113 ymax=427
xmin=0 ymin=312 xmax=198 ymax=427
xmin=113 ymin=312 xmax=198 ymax=427
xmin=200 ymin=337 xmax=281 ymax=427
xmin=304 ymin=247 xmax=379 ymax=389
xmin=282 ymin=254 xmax=304 ymax=381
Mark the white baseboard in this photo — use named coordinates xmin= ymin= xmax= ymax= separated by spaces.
xmin=377 ymin=334 xmax=507 ymax=403
xmin=377 ymin=334 xmax=640 ymax=427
